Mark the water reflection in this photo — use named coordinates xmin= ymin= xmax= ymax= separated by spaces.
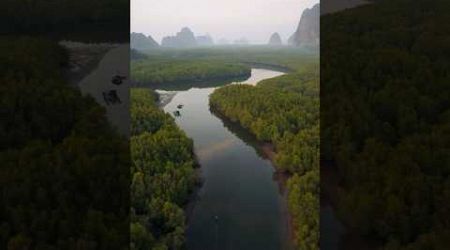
xmin=196 ymin=137 xmax=235 ymax=161
xmin=210 ymin=105 xmax=291 ymax=197
xmin=209 ymin=106 xmax=268 ymax=160
xmin=158 ymin=68 xmax=290 ymax=250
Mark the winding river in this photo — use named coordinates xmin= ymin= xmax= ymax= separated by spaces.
xmin=157 ymin=68 xmax=292 ymax=250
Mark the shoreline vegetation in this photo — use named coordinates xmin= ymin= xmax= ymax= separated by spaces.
xmin=242 ymin=62 xmax=294 ymax=74
xmin=322 ymin=0 xmax=450 ymax=249
xmin=131 ymin=59 xmax=251 ymax=88
xmin=1 ymin=36 xmax=129 ymax=249
xmin=130 ymin=88 xmax=200 ymax=249
xmin=157 ymin=91 xmax=178 ymax=108
xmin=146 ymin=74 xmax=252 ymax=92
xmin=209 ymin=104 xmax=296 ymax=249
xmin=209 ymin=60 xmax=319 ymax=250
xmin=131 ymin=47 xmax=319 ymax=249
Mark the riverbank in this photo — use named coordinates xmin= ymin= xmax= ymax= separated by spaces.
xmin=261 ymin=142 xmax=295 ymax=250
xmin=132 ymin=73 xmax=251 ymax=90
xmin=243 ymin=61 xmax=294 ymax=73
xmin=158 ymin=67 xmax=292 ymax=249
xmin=156 ymin=91 xmax=178 ymax=108
xmin=131 ymin=58 xmax=252 ymax=89
xmin=130 ymin=88 xmax=199 ymax=249
xmin=209 ymin=62 xmax=319 ymax=249
xmin=60 ymin=41 xmax=117 ymax=85
xmin=209 ymin=104 xmax=295 ymax=250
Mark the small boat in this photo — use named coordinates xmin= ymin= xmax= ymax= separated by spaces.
xmin=173 ymin=110 xmax=181 ymax=117
xmin=111 ymin=75 xmax=127 ymax=85
xmin=177 ymin=104 xmax=184 ymax=109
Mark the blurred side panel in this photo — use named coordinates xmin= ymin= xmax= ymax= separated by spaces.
xmin=321 ymin=0 xmax=450 ymax=249
xmin=0 ymin=1 xmax=130 ymax=249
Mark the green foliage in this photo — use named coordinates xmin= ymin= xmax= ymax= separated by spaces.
xmin=131 ymin=49 xmax=148 ymax=61
xmin=130 ymin=89 xmax=196 ymax=249
xmin=0 ymin=37 xmax=129 ymax=249
xmin=210 ymin=61 xmax=319 ymax=249
xmin=322 ymin=0 xmax=450 ymax=248
xmin=139 ymin=46 xmax=318 ymax=70
xmin=131 ymin=46 xmax=320 ymax=249
xmin=210 ymin=69 xmax=319 ymax=174
xmin=131 ymin=46 xmax=319 ymax=90
xmin=131 ymin=59 xmax=251 ymax=87
xmin=288 ymin=171 xmax=319 ymax=250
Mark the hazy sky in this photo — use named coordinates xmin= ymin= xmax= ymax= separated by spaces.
xmin=131 ymin=0 xmax=319 ymax=44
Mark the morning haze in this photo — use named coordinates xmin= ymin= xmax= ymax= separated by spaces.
xmin=131 ymin=0 xmax=319 ymax=44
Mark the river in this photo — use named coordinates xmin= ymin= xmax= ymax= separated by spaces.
xmin=157 ymin=68 xmax=292 ymax=250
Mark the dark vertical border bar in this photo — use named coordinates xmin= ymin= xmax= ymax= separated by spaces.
xmin=0 ymin=1 xmax=130 ymax=249
xmin=321 ymin=0 xmax=450 ymax=249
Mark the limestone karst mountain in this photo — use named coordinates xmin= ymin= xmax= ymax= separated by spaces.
xmin=161 ymin=27 xmax=198 ymax=47
xmin=130 ymin=32 xmax=159 ymax=50
xmin=268 ymin=32 xmax=282 ymax=46
xmin=196 ymin=34 xmax=214 ymax=46
xmin=289 ymin=3 xmax=320 ymax=47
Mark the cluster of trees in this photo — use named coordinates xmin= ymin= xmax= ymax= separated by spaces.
xmin=130 ymin=89 xmax=197 ymax=249
xmin=0 ymin=37 xmax=129 ymax=249
xmin=131 ymin=49 xmax=148 ymax=61
xmin=137 ymin=46 xmax=317 ymax=71
xmin=210 ymin=65 xmax=319 ymax=249
xmin=131 ymin=59 xmax=251 ymax=87
xmin=322 ymin=0 xmax=450 ymax=248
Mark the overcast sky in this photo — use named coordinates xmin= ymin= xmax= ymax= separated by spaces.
xmin=131 ymin=0 xmax=319 ymax=44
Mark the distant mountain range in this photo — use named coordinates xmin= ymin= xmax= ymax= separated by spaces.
xmin=162 ymin=27 xmax=197 ymax=47
xmin=289 ymin=3 xmax=320 ymax=47
xmin=131 ymin=32 xmax=159 ymax=50
xmin=160 ymin=27 xmax=216 ymax=48
xmin=131 ymin=4 xmax=321 ymax=50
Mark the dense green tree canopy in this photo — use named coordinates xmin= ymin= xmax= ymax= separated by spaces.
xmin=210 ymin=60 xmax=319 ymax=250
xmin=131 ymin=59 xmax=251 ymax=88
xmin=1 ymin=37 xmax=129 ymax=249
xmin=130 ymin=89 xmax=197 ymax=249
xmin=322 ymin=0 xmax=450 ymax=248
xmin=131 ymin=46 xmax=319 ymax=249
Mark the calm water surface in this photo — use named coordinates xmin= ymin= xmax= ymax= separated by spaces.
xmin=158 ymin=68 xmax=290 ymax=250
